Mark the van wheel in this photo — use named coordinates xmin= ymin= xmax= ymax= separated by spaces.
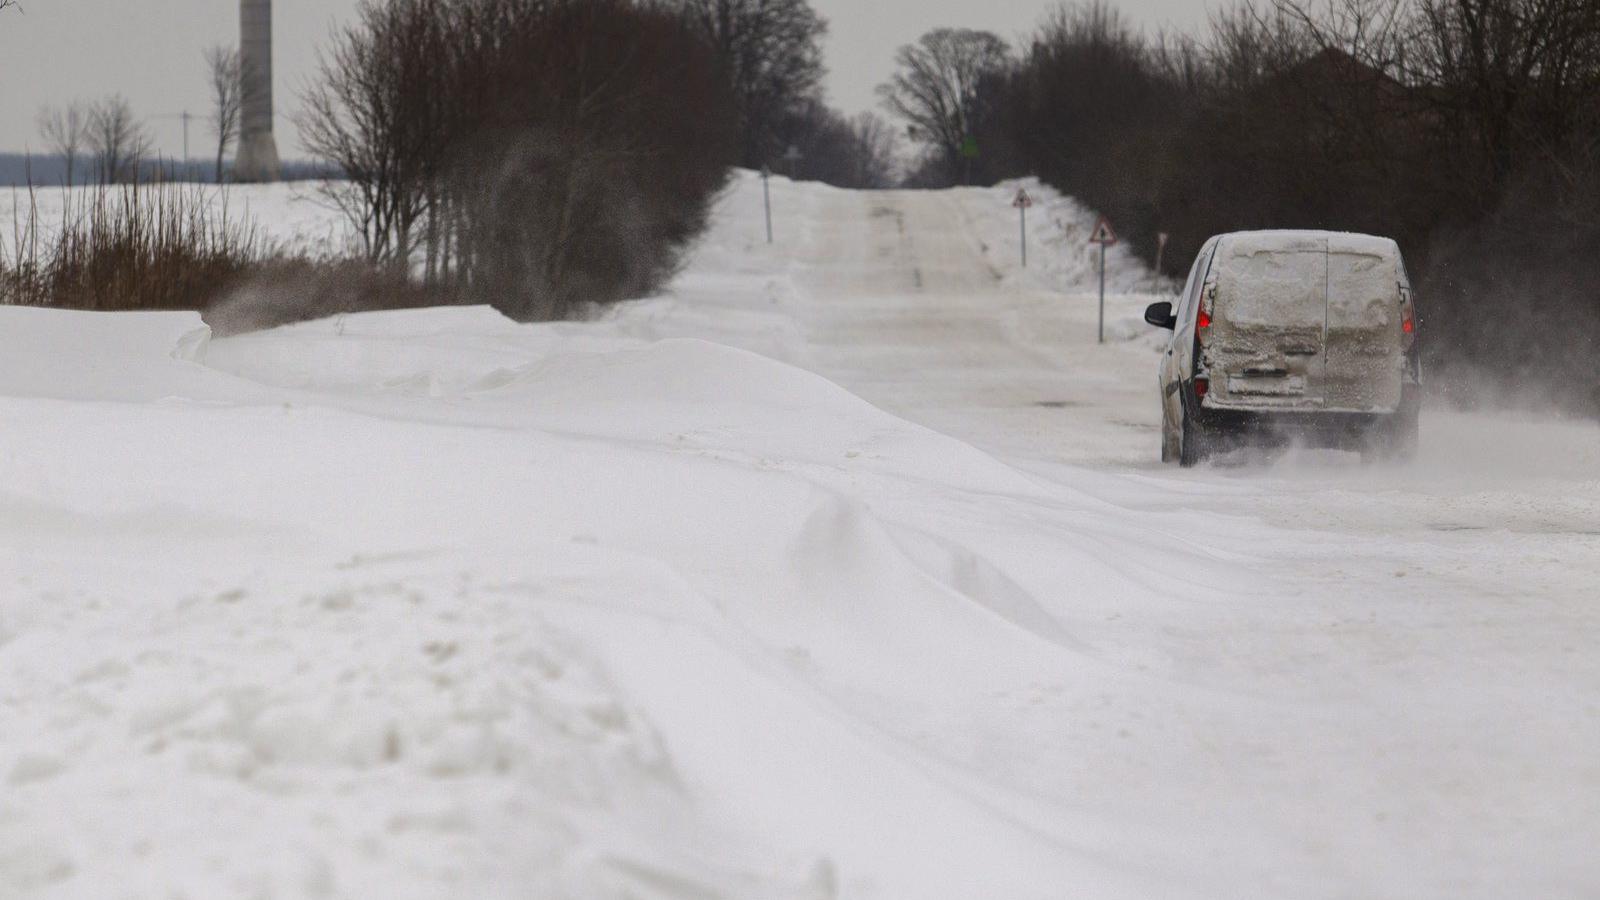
xmin=1179 ymin=406 xmax=1211 ymax=468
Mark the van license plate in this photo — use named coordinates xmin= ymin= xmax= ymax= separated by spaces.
xmin=1227 ymin=375 xmax=1307 ymax=396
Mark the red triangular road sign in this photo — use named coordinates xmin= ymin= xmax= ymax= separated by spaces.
xmin=1089 ymin=216 xmax=1118 ymax=246
xmin=1013 ymin=189 xmax=1033 ymax=209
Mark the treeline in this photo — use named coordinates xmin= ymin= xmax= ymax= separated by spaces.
xmin=8 ymin=0 xmax=890 ymax=328
xmin=680 ymin=0 xmax=897 ymax=186
xmin=298 ymin=0 xmax=735 ymax=322
xmin=885 ymin=1 xmax=1600 ymax=403
xmin=298 ymin=0 xmax=892 ymax=324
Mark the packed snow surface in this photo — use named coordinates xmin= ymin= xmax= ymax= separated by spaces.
xmin=3 ymin=174 xmax=1598 ymax=899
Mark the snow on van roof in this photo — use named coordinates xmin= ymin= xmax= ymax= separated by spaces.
xmin=1219 ymin=230 xmax=1400 ymax=258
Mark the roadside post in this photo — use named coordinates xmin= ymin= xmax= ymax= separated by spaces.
xmin=1156 ymin=232 xmax=1169 ymax=279
xmin=1013 ymin=188 xmax=1034 ymax=268
xmin=761 ymin=147 xmax=802 ymax=246
xmin=761 ymin=165 xmax=773 ymax=244
xmin=1089 ymin=216 xmax=1119 ymax=345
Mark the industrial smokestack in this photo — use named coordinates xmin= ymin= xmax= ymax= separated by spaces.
xmin=235 ymin=0 xmax=281 ymax=182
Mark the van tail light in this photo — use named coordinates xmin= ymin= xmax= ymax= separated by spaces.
xmin=1194 ymin=377 xmax=1209 ymax=400
xmin=1197 ymin=285 xmax=1215 ymax=338
xmin=1400 ymin=288 xmax=1417 ymax=350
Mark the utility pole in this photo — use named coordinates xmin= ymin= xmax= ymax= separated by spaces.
xmin=154 ymin=111 xmax=197 ymax=178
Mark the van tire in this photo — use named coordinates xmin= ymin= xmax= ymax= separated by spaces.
xmin=1179 ymin=406 xmax=1211 ymax=468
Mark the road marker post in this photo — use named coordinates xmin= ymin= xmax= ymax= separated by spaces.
xmin=760 ymin=148 xmax=802 ymax=246
xmin=1013 ymin=189 xmax=1034 ymax=268
xmin=761 ymin=166 xmax=773 ymax=245
xmin=1089 ymin=216 xmax=1119 ymax=345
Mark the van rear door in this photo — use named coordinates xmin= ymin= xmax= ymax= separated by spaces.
xmin=1325 ymin=236 xmax=1405 ymax=412
xmin=1208 ymin=234 xmax=1328 ymax=409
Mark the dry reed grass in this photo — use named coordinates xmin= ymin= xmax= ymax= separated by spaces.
xmin=1 ymin=180 xmax=458 ymax=333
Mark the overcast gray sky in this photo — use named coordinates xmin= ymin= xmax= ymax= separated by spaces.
xmin=0 ymin=0 xmax=1211 ymax=158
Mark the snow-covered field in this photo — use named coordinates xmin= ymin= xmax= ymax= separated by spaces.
xmin=3 ymin=173 xmax=1598 ymax=899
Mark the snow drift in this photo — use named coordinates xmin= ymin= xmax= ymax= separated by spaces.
xmin=3 ymin=172 xmax=1597 ymax=900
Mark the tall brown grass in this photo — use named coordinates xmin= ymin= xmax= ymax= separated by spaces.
xmin=2 ymin=181 xmax=265 ymax=311
xmin=1 ymin=181 xmax=457 ymax=334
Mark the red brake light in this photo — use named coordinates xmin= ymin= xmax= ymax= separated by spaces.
xmin=1194 ymin=377 xmax=1209 ymax=399
xmin=1400 ymin=288 xmax=1417 ymax=348
xmin=1198 ymin=308 xmax=1212 ymax=331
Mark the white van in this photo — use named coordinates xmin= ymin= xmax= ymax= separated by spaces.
xmin=1144 ymin=231 xmax=1422 ymax=465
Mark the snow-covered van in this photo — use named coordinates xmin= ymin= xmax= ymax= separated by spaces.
xmin=1144 ymin=231 xmax=1421 ymax=465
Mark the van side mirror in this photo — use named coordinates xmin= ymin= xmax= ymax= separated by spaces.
xmin=1144 ymin=301 xmax=1177 ymax=330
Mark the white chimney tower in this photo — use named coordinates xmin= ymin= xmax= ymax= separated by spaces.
xmin=235 ymin=0 xmax=281 ymax=182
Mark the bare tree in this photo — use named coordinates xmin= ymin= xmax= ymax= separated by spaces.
xmin=297 ymin=0 xmax=452 ymax=265
xmin=37 ymin=102 xmax=89 ymax=187
xmin=675 ymin=0 xmax=828 ymax=168
xmin=878 ymin=28 xmax=1013 ymax=184
xmin=205 ymin=45 xmax=243 ymax=183
xmin=87 ymin=95 xmax=152 ymax=183
xmin=1270 ymin=0 xmax=1600 ymax=198
xmin=849 ymin=112 xmax=900 ymax=187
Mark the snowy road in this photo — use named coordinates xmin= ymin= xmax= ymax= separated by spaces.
xmin=654 ymin=179 xmax=1600 ymax=896
xmin=3 ymin=175 xmax=1598 ymax=899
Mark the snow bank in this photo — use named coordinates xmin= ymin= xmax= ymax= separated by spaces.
xmin=0 ymin=307 xmax=223 ymax=402
xmin=0 ymin=299 xmax=1172 ymax=898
